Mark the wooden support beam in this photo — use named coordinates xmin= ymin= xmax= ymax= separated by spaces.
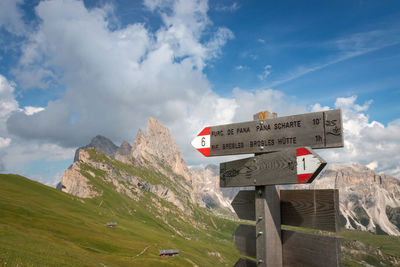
xmin=254 ymin=111 xmax=282 ymax=267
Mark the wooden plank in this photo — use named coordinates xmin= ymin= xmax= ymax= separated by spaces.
xmin=254 ymin=111 xmax=282 ymax=267
xmin=234 ymin=258 xmax=257 ymax=267
xmin=231 ymin=190 xmax=255 ymax=220
xmin=282 ymin=230 xmax=341 ymax=267
xmin=233 ymin=226 xmax=341 ymax=267
xmin=220 ymin=147 xmax=326 ymax=187
xmin=256 ymin=186 xmax=282 ymax=267
xmin=231 ymin=189 xmax=340 ymax=232
xmin=191 ymin=109 xmax=343 ymax=157
xmin=233 ymin=224 xmax=257 ymax=258
xmin=280 ymin=189 xmax=340 ymax=232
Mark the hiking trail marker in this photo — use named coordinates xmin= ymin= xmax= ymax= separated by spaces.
xmin=220 ymin=147 xmax=326 ymax=187
xmin=191 ymin=110 xmax=343 ymax=267
xmin=191 ymin=109 xmax=343 ymax=157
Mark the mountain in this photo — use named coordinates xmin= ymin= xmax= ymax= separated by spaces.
xmin=60 ymin=117 xmax=233 ymax=217
xmin=62 ymin=118 xmax=400 ymax=237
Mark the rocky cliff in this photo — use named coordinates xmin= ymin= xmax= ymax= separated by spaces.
xmin=60 ymin=118 xmax=232 ymax=216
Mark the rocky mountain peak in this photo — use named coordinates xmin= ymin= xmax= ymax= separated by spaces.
xmin=132 ymin=118 xmax=191 ymax=181
xmin=74 ymin=135 xmax=118 ymax=162
xmin=88 ymin=135 xmax=119 ymax=157
xmin=117 ymin=140 xmax=132 ymax=156
xmin=115 ymin=140 xmax=132 ymax=163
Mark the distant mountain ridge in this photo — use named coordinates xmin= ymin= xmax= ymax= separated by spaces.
xmin=59 ymin=118 xmax=400 ymax=236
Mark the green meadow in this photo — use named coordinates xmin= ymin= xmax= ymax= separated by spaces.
xmin=0 ymin=174 xmax=240 ymax=266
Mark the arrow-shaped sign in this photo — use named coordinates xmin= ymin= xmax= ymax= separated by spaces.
xmin=191 ymin=109 xmax=343 ymax=157
xmin=220 ymin=147 xmax=326 ymax=187
xmin=231 ymin=189 xmax=340 ymax=232
xmin=232 ymin=226 xmax=342 ymax=267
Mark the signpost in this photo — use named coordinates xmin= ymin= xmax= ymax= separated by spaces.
xmin=220 ymin=147 xmax=326 ymax=187
xmin=191 ymin=109 xmax=343 ymax=267
xmin=191 ymin=109 xmax=343 ymax=157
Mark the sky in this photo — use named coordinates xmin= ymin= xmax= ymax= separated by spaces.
xmin=1 ymin=0 xmax=400 ymax=186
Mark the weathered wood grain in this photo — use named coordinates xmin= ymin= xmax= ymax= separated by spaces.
xmin=233 ymin=226 xmax=341 ymax=267
xmin=231 ymin=190 xmax=255 ymax=220
xmin=280 ymin=189 xmax=340 ymax=232
xmin=233 ymin=258 xmax=257 ymax=267
xmin=220 ymin=148 xmax=326 ymax=187
xmin=231 ymin=189 xmax=340 ymax=232
xmin=233 ymin=224 xmax=257 ymax=258
xmin=208 ymin=109 xmax=343 ymax=157
xmin=256 ymin=185 xmax=282 ymax=267
xmin=282 ymin=230 xmax=341 ymax=267
xmin=253 ymin=111 xmax=282 ymax=267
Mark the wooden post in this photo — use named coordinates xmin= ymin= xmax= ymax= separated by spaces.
xmin=254 ymin=111 xmax=282 ymax=267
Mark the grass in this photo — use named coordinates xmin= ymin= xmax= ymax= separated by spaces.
xmin=0 ymin=174 xmax=241 ymax=266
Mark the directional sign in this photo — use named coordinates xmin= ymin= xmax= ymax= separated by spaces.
xmin=191 ymin=109 xmax=343 ymax=157
xmin=220 ymin=147 xmax=326 ymax=187
xmin=231 ymin=189 xmax=340 ymax=232
xmin=233 ymin=226 xmax=341 ymax=267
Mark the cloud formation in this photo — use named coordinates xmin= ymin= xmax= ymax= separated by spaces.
xmin=313 ymin=96 xmax=400 ymax=177
xmin=0 ymin=0 xmax=399 ymax=182
xmin=7 ymin=0 xmax=233 ymax=148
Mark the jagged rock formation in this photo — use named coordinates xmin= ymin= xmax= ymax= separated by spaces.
xmin=60 ymin=118 xmax=231 ymax=216
xmin=131 ymin=118 xmax=191 ymax=182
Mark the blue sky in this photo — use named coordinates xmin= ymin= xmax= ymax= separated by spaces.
xmin=0 ymin=0 xmax=400 ymax=185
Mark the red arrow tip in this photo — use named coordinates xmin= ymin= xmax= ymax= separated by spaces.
xmin=198 ymin=127 xmax=210 ymax=136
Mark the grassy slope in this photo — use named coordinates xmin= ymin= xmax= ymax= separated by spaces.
xmin=0 ymin=174 xmax=240 ymax=266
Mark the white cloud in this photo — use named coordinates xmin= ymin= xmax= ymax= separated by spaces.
xmin=0 ymin=137 xmax=11 ymax=149
xmin=310 ymin=103 xmax=330 ymax=112
xmin=235 ymin=65 xmax=244 ymax=70
xmin=24 ymin=106 xmax=45 ymax=115
xmin=215 ymin=2 xmax=239 ymax=12
xmin=0 ymin=0 xmax=26 ymax=35
xmin=258 ymin=65 xmax=272 ymax=80
xmin=316 ymin=96 xmax=400 ymax=177
xmin=0 ymin=75 xmax=18 ymax=133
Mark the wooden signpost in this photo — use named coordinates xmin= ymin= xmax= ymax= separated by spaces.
xmin=191 ymin=110 xmax=344 ymax=267
xmin=191 ymin=109 xmax=343 ymax=157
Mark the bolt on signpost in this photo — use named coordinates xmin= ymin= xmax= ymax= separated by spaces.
xmin=192 ymin=110 xmax=344 ymax=267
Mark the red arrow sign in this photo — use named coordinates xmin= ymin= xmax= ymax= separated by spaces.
xmin=191 ymin=127 xmax=211 ymax=156
xmin=220 ymin=147 xmax=326 ymax=187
